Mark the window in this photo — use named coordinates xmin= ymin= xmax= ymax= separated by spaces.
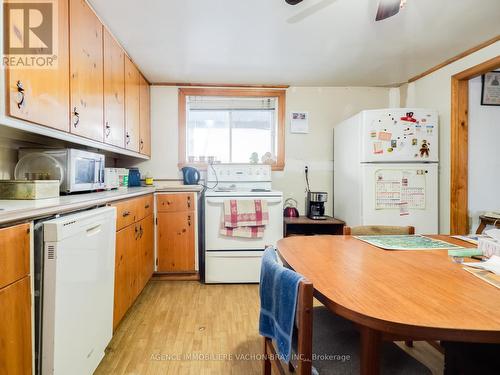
xmin=178 ymin=88 xmax=285 ymax=170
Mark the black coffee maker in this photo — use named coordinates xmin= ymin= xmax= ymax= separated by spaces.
xmin=307 ymin=191 xmax=328 ymax=220
xmin=304 ymin=166 xmax=328 ymax=220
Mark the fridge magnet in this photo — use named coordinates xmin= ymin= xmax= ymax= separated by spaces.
xmin=399 ymin=202 xmax=409 ymax=216
xmin=378 ymin=131 xmax=392 ymax=141
xmin=387 ymin=147 xmax=393 ymax=153
xmin=391 ymin=140 xmax=397 ymax=148
xmin=481 ymin=71 xmax=500 ymax=106
xmin=400 ymin=112 xmax=417 ymax=122
xmin=370 ymin=131 xmax=377 ymax=138
xmin=419 ymin=140 xmax=430 ymax=157
xmin=373 ymin=142 xmax=383 ymax=154
xmin=412 ymin=138 xmax=418 ymax=146
xmin=290 ymin=112 xmax=309 ymax=133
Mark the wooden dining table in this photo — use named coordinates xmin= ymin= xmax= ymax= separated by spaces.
xmin=277 ymin=235 xmax=500 ymax=375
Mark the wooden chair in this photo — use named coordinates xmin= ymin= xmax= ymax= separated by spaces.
xmin=262 ymin=279 xmax=430 ymax=374
xmin=263 ymin=279 xmax=314 ymax=375
xmin=343 ymin=225 xmax=415 ymax=236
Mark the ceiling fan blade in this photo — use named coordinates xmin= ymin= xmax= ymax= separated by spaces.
xmin=287 ymin=0 xmax=337 ymax=24
xmin=375 ymin=0 xmax=401 ymax=21
xmin=285 ymin=0 xmax=304 ymax=4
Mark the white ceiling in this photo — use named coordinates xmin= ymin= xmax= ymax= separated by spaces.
xmin=88 ymin=0 xmax=500 ymax=86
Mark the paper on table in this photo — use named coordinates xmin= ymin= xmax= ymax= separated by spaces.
xmin=463 ymin=255 xmax=500 ymax=275
xmin=485 ymin=228 xmax=500 ymax=242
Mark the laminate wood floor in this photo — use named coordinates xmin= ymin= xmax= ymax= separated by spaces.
xmin=95 ymin=281 xmax=443 ymax=375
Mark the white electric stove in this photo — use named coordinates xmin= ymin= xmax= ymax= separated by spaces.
xmin=204 ymin=164 xmax=283 ymax=283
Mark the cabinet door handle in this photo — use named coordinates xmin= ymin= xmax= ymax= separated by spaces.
xmin=16 ymin=80 xmax=25 ymax=109
xmin=122 ymin=210 xmax=130 ymax=217
xmin=188 ymin=215 xmax=191 ymax=226
xmin=187 ymin=196 xmax=191 ymax=208
xmin=72 ymin=107 xmax=80 ymax=127
xmin=126 ymin=132 xmax=130 ymax=144
xmin=145 ymin=204 xmax=150 ymax=209
xmin=140 ymin=139 xmax=144 ymax=150
xmin=139 ymin=225 xmax=143 ymax=238
xmin=135 ymin=225 xmax=140 ymax=240
xmin=105 ymin=122 xmax=111 ymax=137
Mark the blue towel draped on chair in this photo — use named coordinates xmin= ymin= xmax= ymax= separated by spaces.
xmin=259 ymin=247 xmax=303 ymax=363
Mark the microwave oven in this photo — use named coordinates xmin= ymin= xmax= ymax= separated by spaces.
xmin=18 ymin=148 xmax=105 ymax=193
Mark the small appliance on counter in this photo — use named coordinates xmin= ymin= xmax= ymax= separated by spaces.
xmin=283 ymin=198 xmax=300 ymax=218
xmin=181 ymin=166 xmax=200 ymax=185
xmin=17 ymin=148 xmax=105 ymax=194
xmin=128 ymin=168 xmax=141 ymax=187
xmin=103 ymin=168 xmax=119 ymax=190
xmin=0 ymin=180 xmax=60 ymax=199
xmin=116 ymin=168 xmax=129 ymax=189
xmin=307 ymin=191 xmax=328 ymax=220
xmin=304 ymin=166 xmax=328 ymax=220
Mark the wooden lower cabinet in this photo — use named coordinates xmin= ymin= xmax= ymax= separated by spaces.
xmin=113 ymin=195 xmax=154 ymax=330
xmin=113 ymin=224 xmax=135 ymax=329
xmin=138 ymin=215 xmax=154 ymax=290
xmin=0 ymin=277 xmax=32 ymax=375
xmin=157 ymin=211 xmax=195 ymax=272
xmin=0 ymin=223 xmax=32 ymax=375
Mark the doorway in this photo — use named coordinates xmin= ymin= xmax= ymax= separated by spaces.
xmin=450 ymin=56 xmax=500 ymax=234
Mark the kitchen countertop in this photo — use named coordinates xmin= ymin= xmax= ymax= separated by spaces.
xmin=0 ymin=184 xmax=204 ymax=226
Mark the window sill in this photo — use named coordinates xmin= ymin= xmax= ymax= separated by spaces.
xmin=177 ymin=162 xmax=284 ymax=172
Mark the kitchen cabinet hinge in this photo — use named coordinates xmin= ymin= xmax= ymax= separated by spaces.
xmin=155 ymin=258 xmax=158 ymax=266
xmin=155 ymin=217 xmax=158 ymax=225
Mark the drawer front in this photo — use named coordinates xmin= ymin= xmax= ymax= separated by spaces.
xmin=136 ymin=194 xmax=153 ymax=220
xmin=0 ymin=223 xmax=30 ymax=289
xmin=112 ymin=199 xmax=138 ymax=230
xmin=157 ymin=193 xmax=194 ymax=213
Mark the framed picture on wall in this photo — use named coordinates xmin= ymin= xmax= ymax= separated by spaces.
xmin=481 ymin=71 xmax=500 ymax=106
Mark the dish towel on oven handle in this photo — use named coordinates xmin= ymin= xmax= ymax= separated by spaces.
xmin=220 ymin=199 xmax=269 ymax=238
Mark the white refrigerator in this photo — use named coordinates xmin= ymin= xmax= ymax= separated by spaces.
xmin=334 ymin=108 xmax=439 ymax=234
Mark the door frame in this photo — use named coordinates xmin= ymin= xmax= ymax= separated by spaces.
xmin=450 ymin=55 xmax=500 ymax=234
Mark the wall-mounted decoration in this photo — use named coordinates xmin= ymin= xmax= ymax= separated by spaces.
xmin=481 ymin=71 xmax=500 ymax=106
xmin=290 ymin=111 xmax=309 ymax=133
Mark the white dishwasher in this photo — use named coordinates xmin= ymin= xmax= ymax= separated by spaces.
xmin=41 ymin=206 xmax=116 ymax=375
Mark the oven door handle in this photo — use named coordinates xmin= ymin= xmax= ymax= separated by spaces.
xmin=205 ymin=198 xmax=282 ymax=204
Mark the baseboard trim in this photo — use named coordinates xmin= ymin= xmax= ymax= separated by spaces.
xmin=152 ymin=272 xmax=200 ymax=281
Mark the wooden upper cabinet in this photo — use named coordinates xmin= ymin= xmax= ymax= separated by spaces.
xmin=69 ymin=0 xmax=104 ymax=142
xmin=139 ymin=74 xmax=151 ymax=156
xmin=103 ymin=29 xmax=125 ymax=148
xmin=125 ymin=56 xmax=140 ymax=152
xmin=6 ymin=0 xmax=69 ymax=131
